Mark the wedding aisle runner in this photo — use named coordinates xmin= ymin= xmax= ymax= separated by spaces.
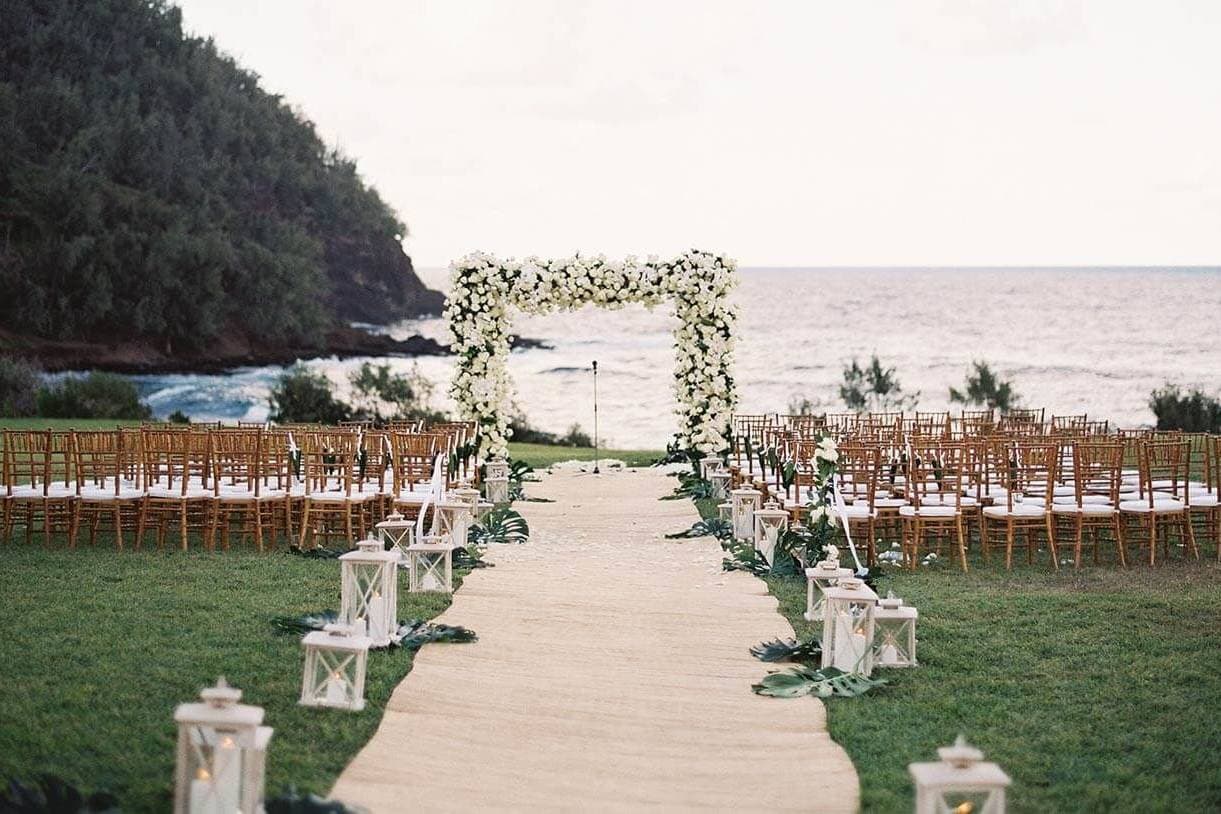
xmin=330 ymin=467 xmax=859 ymax=812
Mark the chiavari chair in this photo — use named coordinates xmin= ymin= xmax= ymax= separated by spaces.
xmin=72 ymin=430 xmax=141 ymax=548
xmin=1049 ymin=439 xmax=1126 ymax=567
xmin=980 ymin=440 xmax=1061 ymax=568
xmin=211 ymin=429 xmax=286 ymax=551
xmin=389 ymin=431 xmax=442 ymax=521
xmin=1118 ymin=439 xmax=1198 ymax=564
xmin=834 ymin=443 xmax=882 ymax=565
xmin=899 ymin=440 xmax=969 ymax=571
xmin=136 ymin=427 xmax=214 ymax=550
xmin=2 ymin=429 xmax=76 ymax=546
xmin=297 ymin=431 xmax=374 ymax=549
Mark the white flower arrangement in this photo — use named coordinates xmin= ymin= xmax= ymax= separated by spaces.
xmin=445 ymin=251 xmax=738 ymax=458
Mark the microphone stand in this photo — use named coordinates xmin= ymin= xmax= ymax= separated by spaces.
xmin=592 ymin=360 xmax=599 ymax=474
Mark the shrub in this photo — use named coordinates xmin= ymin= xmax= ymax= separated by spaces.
xmin=167 ymin=409 xmax=191 ymax=424
xmin=949 ymin=360 xmax=1020 ymax=412
xmin=840 ymin=355 xmax=918 ymax=412
xmin=0 ymin=356 xmax=41 ymax=416
xmin=348 ymin=362 xmax=438 ymax=422
xmin=36 ymin=372 xmax=152 ymax=419
xmin=268 ymin=365 xmax=352 ymax=423
xmin=1149 ymin=385 xmax=1221 ymax=432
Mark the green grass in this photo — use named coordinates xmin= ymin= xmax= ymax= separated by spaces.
xmin=0 ymin=543 xmax=469 ymax=812
xmin=690 ymin=489 xmax=1221 ymax=812
xmin=506 ymin=442 xmax=661 ymax=468
xmin=0 ymin=417 xmax=140 ymax=430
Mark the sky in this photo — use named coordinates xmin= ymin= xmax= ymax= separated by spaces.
xmin=174 ymin=0 xmax=1221 ymax=268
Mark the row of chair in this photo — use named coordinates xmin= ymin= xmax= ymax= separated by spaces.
xmin=1 ymin=421 xmax=481 ymax=550
xmin=728 ymin=411 xmax=1219 ymax=569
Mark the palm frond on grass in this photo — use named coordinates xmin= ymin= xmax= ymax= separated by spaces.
xmin=666 ymin=517 xmax=733 ymax=540
xmin=271 ymin=610 xmax=339 ymax=636
xmin=452 ymin=546 xmax=495 ymax=569
xmin=270 ymin=612 xmax=476 ymax=650
xmin=752 ymin=665 xmax=886 ymax=698
xmin=287 ymin=545 xmax=353 ymax=559
xmin=468 ymin=507 xmax=530 ymax=545
xmin=750 ymin=636 xmax=821 ymax=663
xmin=0 ymin=776 xmax=119 ymax=813
xmin=722 ymin=541 xmax=770 ymax=576
xmin=660 ymin=472 xmax=713 ymax=501
xmin=266 ymin=789 xmax=360 ymax=814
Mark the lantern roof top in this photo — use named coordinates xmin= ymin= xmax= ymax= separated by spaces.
xmin=375 ymin=513 xmax=412 ymax=528
xmin=302 ymin=624 xmax=372 ymax=652
xmin=174 ymin=677 xmax=264 ymax=728
xmin=340 ymin=539 xmax=400 ymax=562
xmin=822 ymin=579 xmax=879 ymax=603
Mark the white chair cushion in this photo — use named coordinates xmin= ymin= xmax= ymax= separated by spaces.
xmin=982 ymin=503 xmax=1045 ymax=518
xmin=6 ymin=485 xmax=76 ymax=499
xmin=1050 ymin=502 xmax=1116 ymax=516
xmin=921 ymin=495 xmax=978 ymax=508
xmin=873 ymin=497 xmax=909 ymax=509
xmin=79 ymin=485 xmax=143 ymax=501
xmin=146 ymin=486 xmax=213 ymax=499
xmin=899 ymin=504 xmax=958 ymax=518
xmin=1190 ymin=494 xmax=1219 ymax=508
xmin=839 ymin=503 xmax=877 ymax=520
xmin=1118 ymin=498 xmax=1185 ymax=514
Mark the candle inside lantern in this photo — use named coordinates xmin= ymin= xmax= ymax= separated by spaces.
xmin=368 ymin=592 xmax=384 ymax=638
xmin=325 ymin=671 xmax=346 ymax=705
xmin=832 ymin=615 xmax=867 ymax=673
xmin=878 ymin=642 xmax=901 ymax=666
xmin=210 ymin=735 xmax=241 ymax=814
xmin=188 ymin=768 xmax=216 ymax=814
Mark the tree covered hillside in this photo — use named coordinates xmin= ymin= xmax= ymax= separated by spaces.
xmin=0 ymin=0 xmax=441 ymax=355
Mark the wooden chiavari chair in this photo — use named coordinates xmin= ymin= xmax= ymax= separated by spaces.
xmin=899 ymin=441 xmax=969 ymax=571
xmin=137 ymin=427 xmax=214 ymax=550
xmin=297 ymin=431 xmax=374 ymax=548
xmin=211 ymin=429 xmax=286 ymax=551
xmin=389 ymin=431 xmax=442 ymax=521
xmin=1049 ymin=439 xmax=1126 ymax=567
xmin=980 ymin=440 xmax=1061 ymax=568
xmin=1118 ymin=439 xmax=1198 ymax=564
xmin=834 ymin=443 xmax=882 ymax=565
xmin=2 ymin=429 xmax=76 ymax=546
xmin=72 ymin=430 xmax=141 ymax=548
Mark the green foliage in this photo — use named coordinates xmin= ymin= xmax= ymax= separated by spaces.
xmin=1149 ymin=384 xmax=1221 ymax=432
xmin=722 ymin=541 xmax=770 ymax=576
xmin=839 ymin=355 xmax=918 ymax=412
xmin=268 ymin=365 xmax=352 ymax=424
xmin=508 ymin=414 xmax=593 ymax=447
xmin=786 ymin=396 xmax=820 ymax=416
xmin=35 ymin=372 xmax=151 ymax=419
xmin=468 ymin=507 xmax=530 ymax=545
xmin=0 ymin=776 xmax=119 ymax=813
xmin=749 ymin=636 xmax=821 ymax=663
xmin=659 ymin=472 xmax=713 ymax=501
xmin=391 ymin=619 xmax=478 ymax=649
xmin=265 ymin=790 xmax=360 ymax=814
xmin=506 ymin=443 xmax=660 ymax=469
xmin=949 ymin=360 xmax=1019 ymax=411
xmin=0 ymin=357 xmax=41 ymax=417
xmin=347 ymin=363 xmax=438 ymax=423
xmin=166 ymin=409 xmax=190 ymax=424
xmin=752 ymin=665 xmax=886 ymax=698
xmin=665 ymin=517 xmax=733 ymax=539
xmin=270 ymin=610 xmax=339 ymax=636
xmin=0 ymin=0 xmax=425 ymax=349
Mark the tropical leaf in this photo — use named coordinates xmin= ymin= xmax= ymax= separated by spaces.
xmin=660 ymin=472 xmax=713 ymax=501
xmin=270 ymin=610 xmax=339 ymax=636
xmin=391 ymin=619 xmax=478 ymax=649
xmin=509 ymin=459 xmax=537 ymax=482
xmin=722 ymin=541 xmax=770 ymax=576
xmin=287 ymin=545 xmax=352 ymax=559
xmin=265 ymin=788 xmax=361 ymax=814
xmin=750 ymin=636 xmax=821 ymax=663
xmin=451 ymin=545 xmax=494 ymax=569
xmin=752 ymin=665 xmax=887 ymax=698
xmin=0 ymin=776 xmax=120 ymax=813
xmin=468 ymin=506 xmax=530 ymax=545
xmin=665 ymin=518 xmax=733 ymax=540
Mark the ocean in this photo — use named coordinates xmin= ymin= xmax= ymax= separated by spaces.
xmin=134 ymin=267 xmax=1221 ymax=449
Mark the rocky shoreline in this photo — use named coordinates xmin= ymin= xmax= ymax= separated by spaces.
xmin=1 ymin=326 xmax=552 ymax=375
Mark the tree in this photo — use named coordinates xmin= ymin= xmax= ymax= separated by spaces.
xmin=0 ymin=357 xmax=40 ymax=416
xmin=268 ymin=365 xmax=351 ymax=424
xmin=36 ymin=372 xmax=152 ymax=419
xmin=1149 ymin=385 xmax=1221 ymax=432
xmin=347 ymin=362 xmax=437 ymax=422
xmin=949 ymin=360 xmax=1020 ymax=412
xmin=840 ymin=355 xmax=918 ymax=413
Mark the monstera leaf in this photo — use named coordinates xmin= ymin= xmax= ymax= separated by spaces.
xmin=722 ymin=541 xmax=770 ymax=576
xmin=452 ymin=546 xmax=495 ymax=569
xmin=265 ymin=789 xmax=361 ymax=814
xmin=752 ymin=666 xmax=886 ymax=698
xmin=270 ymin=610 xmax=339 ymax=636
xmin=660 ymin=472 xmax=713 ymax=501
xmin=468 ymin=507 xmax=530 ymax=545
xmin=666 ymin=518 xmax=733 ymax=540
xmin=0 ymin=776 xmax=120 ymax=813
xmin=392 ymin=619 xmax=478 ymax=649
xmin=750 ymin=637 xmax=822 ymax=663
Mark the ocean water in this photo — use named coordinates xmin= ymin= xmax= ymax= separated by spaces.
xmin=133 ymin=268 xmax=1221 ymax=449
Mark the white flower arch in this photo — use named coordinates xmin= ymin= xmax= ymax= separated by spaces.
xmin=445 ymin=250 xmax=738 ymax=459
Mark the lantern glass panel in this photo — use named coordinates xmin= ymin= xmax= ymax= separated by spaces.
xmin=874 ymin=609 xmax=918 ymax=668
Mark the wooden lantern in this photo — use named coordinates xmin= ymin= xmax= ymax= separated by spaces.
xmin=910 ymin=735 xmax=1011 ymax=814
xmin=820 ymin=577 xmax=878 ymax=676
xmin=730 ymin=487 xmax=762 ymax=541
xmin=700 ymin=456 xmax=723 ymax=480
xmin=753 ymin=500 xmax=789 ymax=564
xmin=435 ymin=499 xmax=474 ymax=549
xmin=173 ymin=678 xmax=273 ymax=814
xmin=300 ymin=623 xmax=372 ymax=712
xmin=485 ymin=476 xmax=510 ymax=504
xmin=408 ymin=533 xmax=453 ymax=593
xmin=710 ymin=470 xmax=732 ymax=500
xmin=873 ymin=591 xmax=919 ymax=668
xmin=375 ymin=512 xmax=413 ymax=560
xmin=339 ymin=539 xmax=399 ymax=647
xmin=803 ymin=551 xmax=853 ymax=623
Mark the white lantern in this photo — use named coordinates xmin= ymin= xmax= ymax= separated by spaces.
xmin=700 ymin=456 xmax=723 ymax=480
xmin=710 ymin=470 xmax=732 ymax=500
xmin=475 ymin=499 xmax=495 ymax=522
xmin=434 ymin=499 xmax=474 ymax=549
xmin=752 ymin=500 xmax=789 ymax=564
xmin=820 ymin=577 xmax=878 ymax=676
xmin=375 ymin=512 xmax=413 ymax=560
xmin=173 ymin=678 xmax=272 ymax=814
xmin=803 ymin=551 xmax=853 ymax=623
xmin=485 ymin=457 xmax=511 ymax=481
xmin=408 ymin=533 xmax=453 ymax=593
xmin=873 ymin=591 xmax=919 ymax=668
xmin=339 ymin=539 xmax=399 ymax=647
xmin=910 ymin=735 xmax=1011 ymax=814
xmin=730 ymin=487 xmax=762 ymax=541
xmin=485 ymin=476 xmax=510 ymax=504
xmin=299 ymin=623 xmax=371 ymax=712
xmin=450 ymin=486 xmax=481 ymax=508
xmin=717 ymin=502 xmax=732 ymax=523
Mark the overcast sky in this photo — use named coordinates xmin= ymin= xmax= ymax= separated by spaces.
xmin=175 ymin=0 xmax=1220 ymax=268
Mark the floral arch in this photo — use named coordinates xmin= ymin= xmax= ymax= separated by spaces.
xmin=445 ymin=250 xmax=738 ymax=459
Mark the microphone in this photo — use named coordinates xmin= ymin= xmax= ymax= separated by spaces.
xmin=592 ymin=361 xmax=599 ymax=475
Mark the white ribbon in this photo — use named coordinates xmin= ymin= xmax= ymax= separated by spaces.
xmin=416 ymin=453 xmax=447 ymax=540
xmin=831 ymin=479 xmax=865 ymax=572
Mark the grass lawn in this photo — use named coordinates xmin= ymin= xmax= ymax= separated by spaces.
xmin=0 ymin=543 xmax=471 ymax=812
xmin=682 ymin=490 xmax=1221 ymax=812
xmin=506 ymin=441 xmax=661 ymax=468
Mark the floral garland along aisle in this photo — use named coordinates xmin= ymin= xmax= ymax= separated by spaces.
xmin=445 ymin=250 xmax=738 ymax=458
